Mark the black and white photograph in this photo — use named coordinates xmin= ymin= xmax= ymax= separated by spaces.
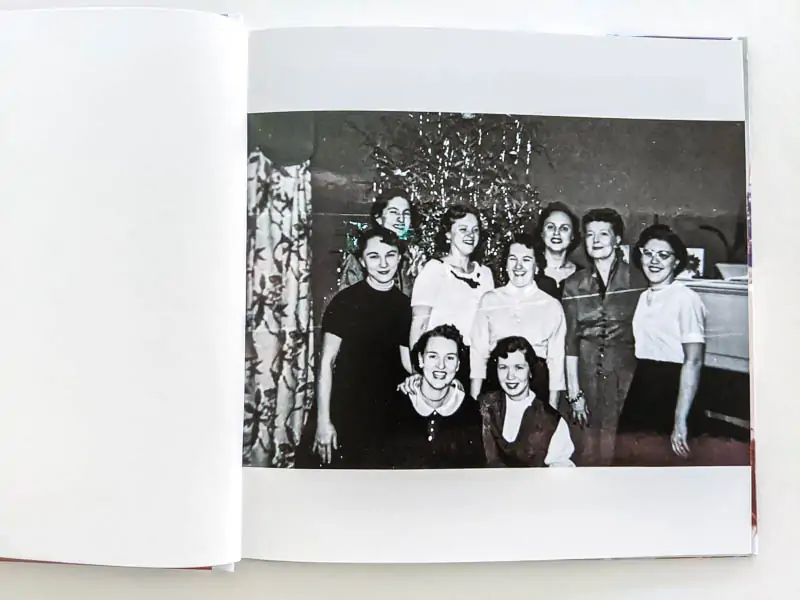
xmin=243 ymin=110 xmax=751 ymax=471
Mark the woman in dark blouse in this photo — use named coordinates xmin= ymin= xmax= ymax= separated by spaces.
xmin=561 ymin=208 xmax=648 ymax=466
xmin=296 ymin=226 xmax=412 ymax=469
xmin=385 ymin=324 xmax=483 ymax=469
xmin=532 ymin=202 xmax=584 ymax=300
xmin=480 ymin=336 xmax=574 ymax=467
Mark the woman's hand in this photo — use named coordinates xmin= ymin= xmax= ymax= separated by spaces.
xmin=313 ymin=420 xmax=338 ymax=464
xmin=397 ymin=373 xmax=422 ymax=396
xmin=671 ymin=420 xmax=690 ymax=458
xmin=569 ymin=392 xmax=589 ymax=428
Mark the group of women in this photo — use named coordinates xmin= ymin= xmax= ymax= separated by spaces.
xmin=297 ymin=187 xmax=716 ymax=470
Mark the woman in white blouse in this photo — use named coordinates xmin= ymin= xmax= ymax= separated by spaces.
xmin=410 ymin=203 xmax=495 ymax=389
xmin=479 ymin=336 xmax=574 ymax=467
xmin=469 ymin=233 xmax=566 ymax=408
xmin=614 ymin=224 xmax=708 ymax=465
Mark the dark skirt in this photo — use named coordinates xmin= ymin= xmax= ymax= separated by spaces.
xmin=613 ymin=359 xmax=749 ymax=467
xmin=295 ymin=394 xmax=390 ymax=470
xmin=614 ymin=359 xmax=682 ymax=466
xmin=616 ymin=359 xmax=685 ymax=437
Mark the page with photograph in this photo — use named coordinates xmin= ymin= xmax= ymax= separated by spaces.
xmin=0 ymin=8 xmax=247 ymax=568
xmin=242 ymin=27 xmax=754 ymax=563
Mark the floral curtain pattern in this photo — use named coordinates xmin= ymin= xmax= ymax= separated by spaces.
xmin=243 ymin=150 xmax=314 ymax=468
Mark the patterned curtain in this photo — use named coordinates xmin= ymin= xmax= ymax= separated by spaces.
xmin=243 ymin=150 xmax=314 ymax=468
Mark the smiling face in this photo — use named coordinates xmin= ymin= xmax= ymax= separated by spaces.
xmin=447 ymin=213 xmax=480 ymax=258
xmin=584 ymin=220 xmax=620 ymax=261
xmin=376 ymin=196 xmax=411 ymax=237
xmin=419 ymin=335 xmax=460 ymax=392
xmin=497 ymin=350 xmax=531 ymax=400
xmin=640 ymin=238 xmax=678 ymax=286
xmin=505 ymin=243 xmax=536 ymax=288
xmin=541 ymin=211 xmax=574 ymax=253
xmin=359 ymin=236 xmax=400 ymax=286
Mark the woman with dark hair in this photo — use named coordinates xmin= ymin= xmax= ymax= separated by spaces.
xmin=480 ymin=336 xmax=574 ymax=467
xmin=469 ymin=233 xmax=566 ymax=410
xmin=532 ymin=202 xmax=584 ymax=299
xmin=410 ymin=203 xmax=495 ymax=389
xmin=296 ymin=226 xmax=412 ymax=469
xmin=338 ymin=187 xmax=423 ymax=295
xmin=614 ymin=224 xmax=708 ymax=466
xmin=561 ymin=208 xmax=648 ymax=466
xmin=385 ymin=324 xmax=484 ymax=469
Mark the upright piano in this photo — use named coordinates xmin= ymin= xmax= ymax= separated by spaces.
xmin=684 ymin=278 xmax=751 ymax=442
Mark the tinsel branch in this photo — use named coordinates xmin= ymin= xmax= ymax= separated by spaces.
xmin=344 ymin=112 xmax=549 ymax=281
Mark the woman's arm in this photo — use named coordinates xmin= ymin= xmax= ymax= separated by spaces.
xmin=672 ymin=342 xmax=704 ymax=457
xmin=314 ymin=332 xmax=342 ymax=464
xmin=469 ymin=295 xmax=492 ymax=400
xmin=399 ymin=345 xmax=412 ymax=374
xmin=565 ymin=357 xmax=580 ymax=398
xmin=561 ymin=286 xmax=587 ymax=421
xmin=545 ymin=307 xmax=568 ymax=409
xmin=409 ymin=305 xmax=431 ymax=351
xmin=469 ymin=378 xmax=484 ymax=401
xmin=408 ymin=260 xmax=439 ymax=349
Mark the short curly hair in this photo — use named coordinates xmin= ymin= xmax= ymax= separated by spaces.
xmin=411 ymin=324 xmax=467 ymax=375
xmin=353 ymin=225 xmax=402 ymax=260
xmin=499 ymin=233 xmax=546 ymax=283
xmin=433 ymin=203 xmax=484 ymax=260
xmin=582 ymin=207 xmax=625 ymax=239
xmin=369 ymin=187 xmax=418 ymax=231
xmin=484 ymin=336 xmax=548 ymax=401
xmin=632 ymin=224 xmax=690 ymax=277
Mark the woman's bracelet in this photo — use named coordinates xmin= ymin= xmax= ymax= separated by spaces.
xmin=567 ymin=390 xmax=585 ymax=406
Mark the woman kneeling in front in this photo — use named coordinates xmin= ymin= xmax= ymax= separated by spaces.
xmin=385 ymin=324 xmax=484 ymax=469
xmin=480 ymin=336 xmax=575 ymax=468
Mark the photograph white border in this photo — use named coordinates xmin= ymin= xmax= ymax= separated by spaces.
xmin=243 ymin=27 xmax=751 ymax=563
xmin=248 ymin=28 xmax=746 ymax=121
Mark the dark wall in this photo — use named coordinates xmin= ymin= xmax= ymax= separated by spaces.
xmin=248 ymin=112 xmax=747 ymax=328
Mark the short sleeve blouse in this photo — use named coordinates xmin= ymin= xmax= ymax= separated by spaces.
xmin=411 ymin=259 xmax=494 ymax=346
xmin=632 ymin=281 xmax=707 ymax=363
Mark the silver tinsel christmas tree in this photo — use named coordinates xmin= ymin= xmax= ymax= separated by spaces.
xmin=342 ymin=112 xmax=549 ymax=283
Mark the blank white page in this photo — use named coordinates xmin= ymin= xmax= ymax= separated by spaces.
xmin=0 ymin=8 xmax=247 ymax=568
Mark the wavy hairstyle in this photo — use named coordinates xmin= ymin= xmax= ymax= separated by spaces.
xmin=632 ymin=224 xmax=690 ymax=277
xmin=354 ymin=225 xmax=403 ymax=260
xmin=499 ymin=232 xmax=547 ymax=284
xmin=411 ymin=323 xmax=467 ymax=376
xmin=484 ymin=336 xmax=549 ymax=401
xmin=369 ymin=187 xmax=419 ymax=232
xmin=432 ymin=203 xmax=485 ymax=261
xmin=532 ymin=201 xmax=581 ymax=256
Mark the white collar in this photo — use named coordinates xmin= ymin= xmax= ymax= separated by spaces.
xmin=405 ymin=376 xmax=466 ymax=417
xmin=500 ymin=280 xmax=541 ymax=297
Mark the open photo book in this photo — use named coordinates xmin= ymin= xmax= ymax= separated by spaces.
xmin=0 ymin=8 xmax=755 ymax=570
